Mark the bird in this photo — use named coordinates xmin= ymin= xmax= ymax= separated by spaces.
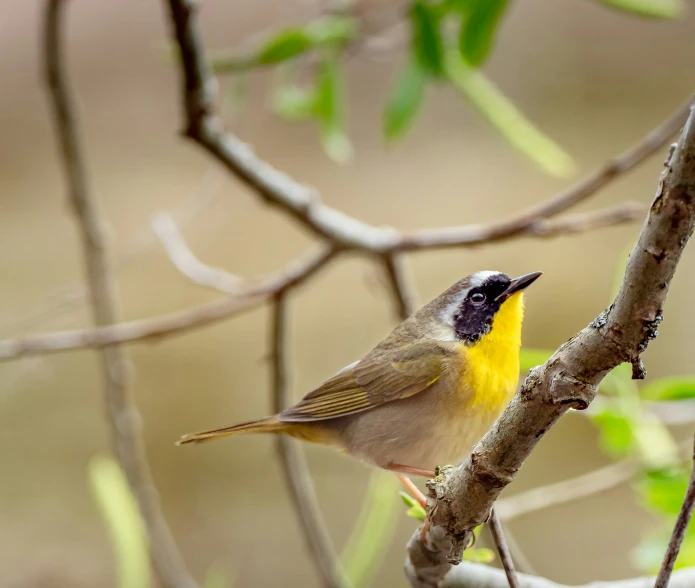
xmin=177 ymin=270 xmax=541 ymax=480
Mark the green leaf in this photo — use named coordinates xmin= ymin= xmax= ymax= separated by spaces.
xmin=595 ymin=0 xmax=684 ymax=19
xmin=641 ymin=376 xmax=695 ymax=401
xmin=399 ymin=491 xmax=420 ymax=508
xmin=321 ymin=129 xmax=353 ymax=164
xmin=383 ymin=58 xmax=428 ymax=141
xmin=638 ymin=468 xmax=692 ymax=516
xmin=444 ymin=49 xmax=574 ymax=177
xmin=407 ymin=505 xmax=428 ymax=521
xmin=89 ymin=456 xmax=150 ymax=588
xmin=463 ymin=547 xmax=495 ymax=563
xmin=459 ymin=0 xmax=509 ymax=66
xmin=590 ymin=404 xmax=635 ymax=458
xmin=273 ymin=85 xmax=316 ymax=121
xmin=305 ymin=15 xmax=359 ymax=46
xmin=314 ymin=54 xmax=352 ymax=162
xmin=399 ymin=491 xmax=427 ymax=521
xmin=411 ymin=1 xmax=444 ymax=76
xmin=631 ymin=414 xmax=679 ymax=470
xmin=258 ymin=29 xmax=312 ymax=65
xmin=519 ymin=348 xmax=553 ymax=372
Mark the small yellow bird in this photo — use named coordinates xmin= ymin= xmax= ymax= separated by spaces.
xmin=178 ymin=270 xmax=541 ymax=478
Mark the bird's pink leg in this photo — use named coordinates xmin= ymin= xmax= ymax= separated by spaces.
xmin=387 ymin=465 xmax=436 ymax=543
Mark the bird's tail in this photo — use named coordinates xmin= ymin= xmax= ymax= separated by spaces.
xmin=176 ymin=416 xmax=283 ymax=445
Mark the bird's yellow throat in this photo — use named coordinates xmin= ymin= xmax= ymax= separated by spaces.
xmin=460 ymin=292 xmax=524 ymax=410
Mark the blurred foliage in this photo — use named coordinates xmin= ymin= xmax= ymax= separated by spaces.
xmin=340 ymin=471 xmax=401 ymax=586
xmin=399 ymin=490 xmax=427 ymax=521
xmin=89 ymin=456 xmax=151 ymax=588
xmin=202 ymin=0 xmax=685 ymax=170
xmin=90 ymin=456 xmax=233 ymax=588
xmin=597 ymin=0 xmax=684 ymax=19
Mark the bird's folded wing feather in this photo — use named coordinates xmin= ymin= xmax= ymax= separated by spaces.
xmin=278 ymin=340 xmax=450 ymax=422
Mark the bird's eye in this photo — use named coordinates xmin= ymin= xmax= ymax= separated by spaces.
xmin=470 ymin=292 xmax=486 ymax=305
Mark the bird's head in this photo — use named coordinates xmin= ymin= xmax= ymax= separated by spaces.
xmin=423 ymin=270 xmax=542 ymax=345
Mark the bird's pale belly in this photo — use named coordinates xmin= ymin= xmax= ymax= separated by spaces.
xmin=328 ymin=374 xmax=517 ymax=470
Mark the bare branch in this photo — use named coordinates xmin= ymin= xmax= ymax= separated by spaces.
xmin=270 ymin=294 xmax=351 ymax=588
xmin=399 ymin=101 xmax=689 ymax=251
xmin=398 ymin=202 xmax=646 ymax=250
xmin=487 ymin=509 xmax=519 ymax=588
xmin=382 ymin=253 xmax=419 ymax=319
xmin=406 ymin=102 xmax=695 ymax=586
xmin=0 ymin=244 xmax=336 ymax=360
xmin=493 ymin=436 xmax=695 ymax=523
xmin=654 ymin=435 xmax=695 ymax=588
xmin=439 ymin=562 xmax=695 ymax=588
xmin=495 ymin=459 xmax=636 ymax=522
xmin=152 ymin=212 xmax=244 ymax=294
xmin=0 ymin=166 xmax=222 ymax=336
xmin=43 ymin=2 xmax=197 ymax=586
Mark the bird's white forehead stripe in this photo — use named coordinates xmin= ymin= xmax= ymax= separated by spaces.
xmin=469 ymin=270 xmax=502 ymax=288
xmin=439 ymin=271 xmax=503 ymax=326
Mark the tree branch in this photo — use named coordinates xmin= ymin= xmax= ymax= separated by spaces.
xmin=2 ymin=27 xmax=683 ymax=359
xmin=0 ymin=244 xmax=336 ymax=359
xmin=439 ymin=562 xmax=695 ymax=588
xmin=382 ymin=253 xmax=419 ymax=319
xmin=270 ymin=294 xmax=352 ymax=588
xmin=43 ymin=2 xmax=197 ymax=587
xmin=152 ymin=212 xmax=245 ymax=294
xmin=0 ymin=166 xmax=222 ymax=336
xmin=488 ymin=509 xmax=519 ymax=588
xmin=654 ymin=435 xmax=695 ymax=588
xmin=494 ymin=458 xmax=636 ymax=522
xmin=495 ymin=436 xmax=694 ymax=523
xmin=406 ymin=101 xmax=695 ymax=586
xmin=163 ymin=0 xmax=683 ymax=255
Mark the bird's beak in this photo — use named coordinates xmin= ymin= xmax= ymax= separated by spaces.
xmin=495 ymin=271 xmax=542 ymax=302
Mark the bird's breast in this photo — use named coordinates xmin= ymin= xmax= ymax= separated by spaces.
xmin=456 ymin=337 xmax=520 ymax=414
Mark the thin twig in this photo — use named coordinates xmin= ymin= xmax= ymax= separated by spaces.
xmin=398 ymin=100 xmax=688 ymax=251
xmin=488 ymin=509 xmax=519 ymax=588
xmin=43 ymin=2 xmax=197 ymax=587
xmin=152 ymin=212 xmax=244 ymax=294
xmin=0 ymin=244 xmax=336 ymax=359
xmin=493 ymin=437 xmax=695 ymax=524
xmin=382 ymin=253 xmax=419 ymax=319
xmin=495 ymin=458 xmax=637 ymax=522
xmin=0 ymin=166 xmax=223 ymax=336
xmin=654 ymin=435 xmax=695 ymax=588
xmin=270 ymin=294 xmax=352 ymax=588
xmin=496 ymin=526 xmax=537 ymax=576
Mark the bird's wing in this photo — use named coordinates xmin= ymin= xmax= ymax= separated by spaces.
xmin=278 ymin=340 xmax=452 ymax=423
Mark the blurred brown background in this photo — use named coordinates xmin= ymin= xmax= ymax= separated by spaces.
xmin=2 ymin=0 xmax=695 ymax=586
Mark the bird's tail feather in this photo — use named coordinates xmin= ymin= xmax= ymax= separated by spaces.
xmin=176 ymin=417 xmax=282 ymax=445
